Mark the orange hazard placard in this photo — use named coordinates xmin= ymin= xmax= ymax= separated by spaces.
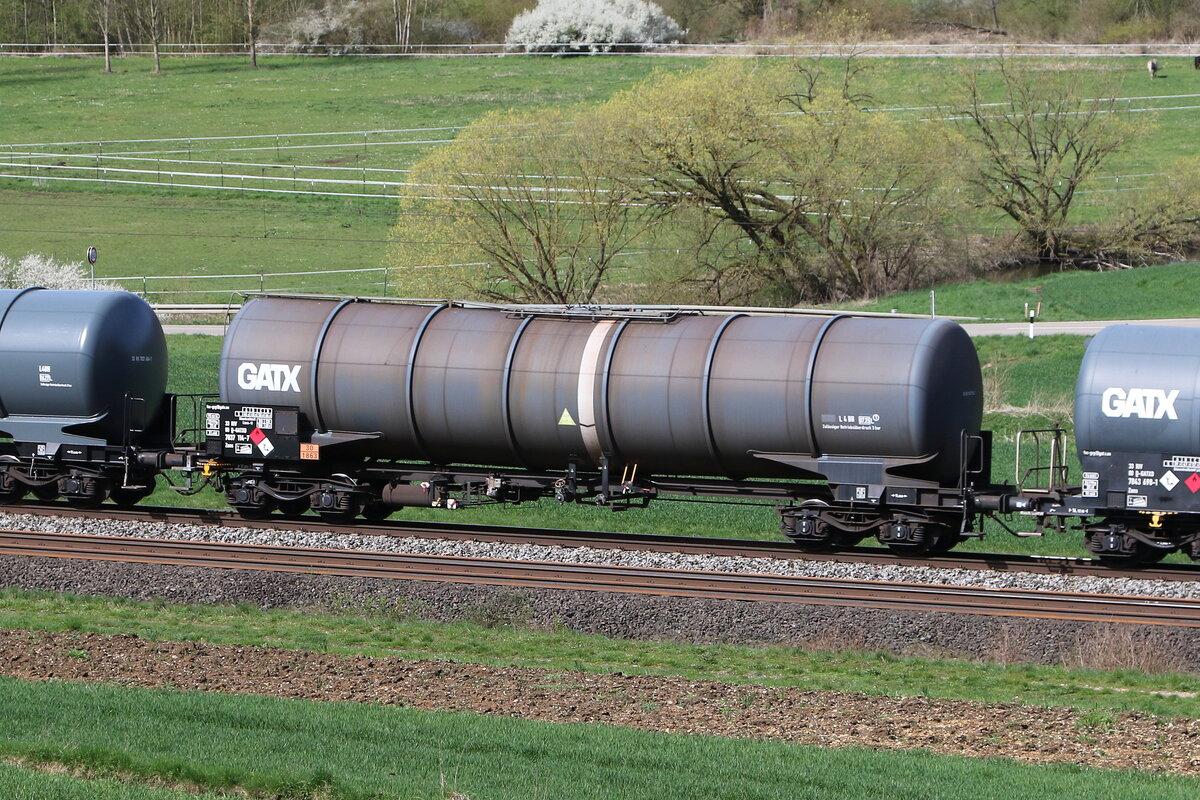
xmin=300 ymin=443 xmax=320 ymax=460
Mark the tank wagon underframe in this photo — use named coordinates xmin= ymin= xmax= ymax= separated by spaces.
xmin=212 ymin=451 xmax=986 ymax=552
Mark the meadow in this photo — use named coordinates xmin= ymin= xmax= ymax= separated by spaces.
xmin=7 ymin=674 xmax=1199 ymax=800
xmin=3 ymin=54 xmax=1200 ymax=298
xmin=3 ymin=589 xmax=1200 ymax=800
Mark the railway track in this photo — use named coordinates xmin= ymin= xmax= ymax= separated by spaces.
xmin=6 ymin=501 xmax=1200 ymax=582
xmin=2 ymin=528 xmax=1197 ymax=627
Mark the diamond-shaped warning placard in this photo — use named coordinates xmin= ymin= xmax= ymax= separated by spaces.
xmin=249 ymin=427 xmax=266 ymax=445
xmin=1186 ymin=472 xmax=1200 ymax=494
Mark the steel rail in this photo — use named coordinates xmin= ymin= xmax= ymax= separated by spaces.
xmin=1 ymin=530 xmax=1198 ymax=627
xmin=5 ymin=501 xmax=1200 ymax=583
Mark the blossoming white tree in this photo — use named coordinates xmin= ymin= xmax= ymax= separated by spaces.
xmin=0 ymin=253 xmax=119 ymax=290
xmin=505 ymin=0 xmax=684 ymax=53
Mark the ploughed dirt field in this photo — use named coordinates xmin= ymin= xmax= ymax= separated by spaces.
xmin=3 ymin=628 xmax=1199 ymax=775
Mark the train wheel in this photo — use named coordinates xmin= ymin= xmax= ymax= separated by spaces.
xmin=925 ymin=528 xmax=962 ymax=554
xmin=1134 ymin=546 xmax=1171 ymax=564
xmin=884 ymin=542 xmax=927 ymax=556
xmin=362 ymin=503 xmax=393 ymax=521
xmin=317 ymin=508 xmax=361 ymax=523
xmin=66 ymin=492 xmax=106 ymax=509
xmin=276 ymin=497 xmax=311 ymax=519
xmin=310 ymin=485 xmax=365 ymax=522
xmin=0 ymin=471 xmax=26 ymax=503
xmin=1085 ymin=527 xmax=1173 ymax=566
xmin=109 ymin=485 xmax=155 ymax=508
xmin=879 ymin=521 xmax=922 ymax=555
xmin=233 ymin=502 xmax=277 ymax=520
xmin=879 ymin=522 xmax=952 ymax=556
xmin=228 ymin=481 xmax=277 ymax=519
xmin=31 ymin=485 xmax=60 ymax=501
xmin=781 ymin=510 xmax=854 ymax=552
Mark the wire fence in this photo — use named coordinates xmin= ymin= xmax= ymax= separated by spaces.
xmin=95 ymin=265 xmax=395 ymax=302
xmin=2 ymin=41 xmax=1200 ymax=58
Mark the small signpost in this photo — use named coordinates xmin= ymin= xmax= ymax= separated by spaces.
xmin=86 ymin=246 xmax=97 ymax=287
xmin=1024 ymin=301 xmax=1042 ymax=339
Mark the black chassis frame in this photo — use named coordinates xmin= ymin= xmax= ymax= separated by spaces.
xmin=1036 ymin=447 xmax=1200 ymax=559
xmin=206 ymin=401 xmax=1010 ymax=550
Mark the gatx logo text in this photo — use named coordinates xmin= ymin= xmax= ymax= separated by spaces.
xmin=238 ymin=363 xmax=301 ymax=392
xmin=1101 ymin=387 xmax=1179 ymax=420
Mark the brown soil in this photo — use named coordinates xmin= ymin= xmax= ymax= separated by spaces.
xmin=3 ymin=629 xmax=1199 ymax=775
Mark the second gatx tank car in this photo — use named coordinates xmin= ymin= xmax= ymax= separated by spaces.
xmin=4 ymin=288 xmax=1200 ymax=566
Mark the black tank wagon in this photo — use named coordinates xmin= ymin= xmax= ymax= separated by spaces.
xmin=1039 ymin=324 xmax=1200 ymax=563
xmin=0 ymin=288 xmax=172 ymax=506
xmin=209 ymin=295 xmax=997 ymax=554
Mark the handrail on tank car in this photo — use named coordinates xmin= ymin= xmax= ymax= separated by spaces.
xmin=1015 ymin=427 xmax=1070 ymax=492
xmin=170 ymin=393 xmax=219 ymax=451
xmin=232 ymin=292 xmax=950 ymax=321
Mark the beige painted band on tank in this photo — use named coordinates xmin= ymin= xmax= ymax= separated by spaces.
xmin=576 ymin=320 xmax=616 ymax=467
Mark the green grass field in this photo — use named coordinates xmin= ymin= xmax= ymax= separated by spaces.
xmin=6 ymin=675 xmax=1197 ymax=800
xmin=3 ymin=587 xmax=1200 ymax=799
xmin=1 ymin=55 xmax=693 ymax=295
xmin=858 ymin=261 xmax=1200 ymax=322
xmin=3 ymin=54 xmax=1199 ymax=299
xmin=5 ymin=589 xmax=1198 ymax=718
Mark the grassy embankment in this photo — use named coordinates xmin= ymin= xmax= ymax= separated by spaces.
xmin=6 ymin=676 xmax=1198 ymax=800
xmin=2 ymin=588 xmax=1200 ymax=800
xmin=858 ymin=260 xmax=1200 ymax=322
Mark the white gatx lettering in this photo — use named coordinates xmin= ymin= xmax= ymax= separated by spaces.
xmin=237 ymin=362 xmax=302 ymax=393
xmin=1101 ymin=387 xmax=1179 ymax=420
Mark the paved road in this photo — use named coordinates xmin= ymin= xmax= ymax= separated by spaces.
xmin=163 ymin=318 xmax=1200 ymax=339
xmin=163 ymin=324 xmax=226 ymax=336
xmin=960 ymin=318 xmax=1200 ymax=337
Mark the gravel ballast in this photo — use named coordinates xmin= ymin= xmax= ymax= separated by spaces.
xmin=1 ymin=511 xmax=1197 ymax=598
xmin=1 ymin=511 xmax=1198 ymax=670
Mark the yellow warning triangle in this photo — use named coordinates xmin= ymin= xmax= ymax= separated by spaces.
xmin=558 ymin=408 xmax=577 ymax=426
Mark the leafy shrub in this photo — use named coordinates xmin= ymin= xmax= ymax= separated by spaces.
xmin=1098 ymin=18 xmax=1167 ymax=44
xmin=505 ymin=0 xmax=685 ymax=53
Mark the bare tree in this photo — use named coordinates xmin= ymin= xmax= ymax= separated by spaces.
xmin=394 ymin=0 xmax=414 ymax=50
xmin=97 ymin=0 xmax=111 ymax=72
xmin=148 ymin=0 xmax=161 ymax=72
xmin=599 ymin=60 xmax=960 ymax=303
xmin=955 ymin=59 xmax=1145 ymax=260
xmin=392 ymin=108 xmax=655 ymax=304
xmin=247 ymin=0 xmax=257 ymax=66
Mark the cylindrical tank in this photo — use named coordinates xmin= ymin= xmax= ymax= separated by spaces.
xmin=1076 ymin=324 xmax=1200 ymax=456
xmin=220 ymin=297 xmax=982 ymax=481
xmin=0 ymin=288 xmax=168 ymax=438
